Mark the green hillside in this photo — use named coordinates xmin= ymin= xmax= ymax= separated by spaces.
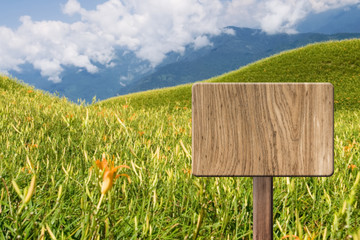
xmin=1 ymin=39 xmax=360 ymax=239
xmin=99 ymin=39 xmax=360 ymax=111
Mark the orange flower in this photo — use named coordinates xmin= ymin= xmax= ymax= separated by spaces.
xmin=101 ymin=168 xmax=127 ymax=194
xmin=25 ymin=142 xmax=39 ymax=150
xmin=282 ymin=235 xmax=300 ymax=240
xmin=94 ymin=154 xmax=131 ymax=194
xmin=94 ymin=154 xmax=131 ymax=213
xmin=122 ymin=105 xmax=129 ymax=109
xmin=129 ymin=113 xmax=136 ymax=121
xmin=344 ymin=144 xmax=353 ymax=152
xmin=348 ymin=164 xmax=357 ymax=171
xmin=21 ymin=166 xmax=32 ymax=174
xmin=343 ymin=139 xmax=358 ymax=153
xmin=182 ymin=168 xmax=191 ymax=175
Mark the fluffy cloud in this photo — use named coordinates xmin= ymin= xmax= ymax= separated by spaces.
xmin=62 ymin=0 xmax=82 ymax=15
xmin=193 ymin=36 xmax=213 ymax=50
xmin=0 ymin=0 xmax=227 ymax=82
xmin=69 ymin=0 xmax=225 ymax=65
xmin=0 ymin=15 xmax=108 ymax=82
xmin=221 ymin=0 xmax=360 ymax=34
xmin=0 ymin=0 xmax=359 ymax=82
xmin=260 ymin=0 xmax=310 ymax=34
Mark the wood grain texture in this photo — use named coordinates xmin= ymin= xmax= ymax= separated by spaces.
xmin=253 ymin=177 xmax=273 ymax=240
xmin=192 ymin=83 xmax=333 ymax=176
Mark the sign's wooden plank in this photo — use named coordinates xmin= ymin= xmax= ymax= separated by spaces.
xmin=192 ymin=83 xmax=333 ymax=176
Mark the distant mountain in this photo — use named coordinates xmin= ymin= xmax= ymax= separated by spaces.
xmin=10 ymin=49 xmax=154 ymax=103
xmin=297 ymin=5 xmax=360 ymax=34
xmin=124 ymin=27 xmax=360 ymax=94
xmin=10 ymin=29 xmax=360 ymax=103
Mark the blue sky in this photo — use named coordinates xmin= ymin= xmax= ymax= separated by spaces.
xmin=0 ymin=0 xmax=106 ymax=28
xmin=0 ymin=0 xmax=359 ymax=83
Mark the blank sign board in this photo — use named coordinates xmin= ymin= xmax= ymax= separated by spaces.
xmin=192 ymin=83 xmax=334 ymax=177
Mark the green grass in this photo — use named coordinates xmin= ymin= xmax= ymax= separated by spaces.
xmin=0 ymin=39 xmax=360 ymax=239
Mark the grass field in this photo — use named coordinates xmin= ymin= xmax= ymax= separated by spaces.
xmin=1 ymin=39 xmax=360 ymax=239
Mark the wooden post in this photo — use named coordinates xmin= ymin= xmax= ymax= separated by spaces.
xmin=253 ymin=177 xmax=273 ymax=240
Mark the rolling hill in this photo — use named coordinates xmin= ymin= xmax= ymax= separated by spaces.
xmin=99 ymin=39 xmax=360 ymax=111
xmin=124 ymin=29 xmax=360 ymax=95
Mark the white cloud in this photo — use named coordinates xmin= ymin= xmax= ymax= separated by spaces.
xmin=62 ymin=0 xmax=83 ymax=16
xmin=69 ymin=0 xmax=225 ymax=65
xmin=193 ymin=36 xmax=213 ymax=50
xmin=0 ymin=0 xmax=227 ymax=82
xmin=260 ymin=0 xmax=310 ymax=34
xmin=0 ymin=0 xmax=359 ymax=82
xmin=308 ymin=0 xmax=360 ymax=12
xmin=221 ymin=0 xmax=261 ymax=28
xmin=33 ymin=59 xmax=63 ymax=83
xmin=222 ymin=0 xmax=360 ymax=34
xmin=222 ymin=28 xmax=236 ymax=35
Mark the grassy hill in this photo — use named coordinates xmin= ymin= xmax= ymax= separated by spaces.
xmin=1 ymin=39 xmax=360 ymax=239
xmin=125 ymin=29 xmax=360 ymax=95
xmin=99 ymin=39 xmax=360 ymax=111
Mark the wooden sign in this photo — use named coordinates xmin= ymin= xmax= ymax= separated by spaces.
xmin=192 ymin=82 xmax=334 ymax=239
xmin=192 ymin=83 xmax=334 ymax=177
